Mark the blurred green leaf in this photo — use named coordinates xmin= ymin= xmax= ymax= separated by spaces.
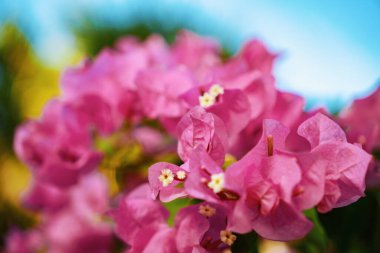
xmin=70 ymin=13 xmax=234 ymax=62
xmin=293 ymin=208 xmax=328 ymax=253
xmin=0 ymin=200 xmax=37 ymax=249
xmin=373 ymin=149 xmax=380 ymax=160
xmin=0 ymin=24 xmax=23 ymax=154
xmin=0 ymin=24 xmax=60 ymax=155
xmin=72 ymin=17 xmax=181 ymax=57
xmin=319 ymin=189 xmax=380 ymax=253
xmin=232 ymin=232 xmax=259 ymax=253
xmin=163 ymin=198 xmax=193 ymax=227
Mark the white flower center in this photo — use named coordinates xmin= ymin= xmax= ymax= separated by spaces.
xmin=158 ymin=169 xmax=174 ymax=187
xmin=207 ymin=173 xmax=225 ymax=193
xmin=199 ymin=92 xmax=215 ymax=108
xmin=198 ymin=84 xmax=225 ymax=108
xmin=209 ymin=84 xmax=224 ymax=97
xmin=176 ymin=170 xmax=186 ymax=180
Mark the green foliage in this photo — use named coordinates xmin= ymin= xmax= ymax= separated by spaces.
xmin=70 ymin=13 xmax=234 ymax=61
xmin=110 ymin=236 xmax=126 ymax=253
xmin=232 ymin=232 xmax=259 ymax=253
xmin=293 ymin=208 xmax=328 ymax=253
xmin=0 ymin=25 xmax=24 ymax=154
xmin=163 ymin=198 xmax=193 ymax=227
xmin=72 ymin=17 xmax=181 ymax=57
xmin=319 ymin=189 xmax=380 ymax=253
xmin=373 ymin=149 xmax=380 ymax=160
xmin=0 ymin=200 xmax=36 ymax=248
xmin=0 ymin=24 xmax=60 ymax=155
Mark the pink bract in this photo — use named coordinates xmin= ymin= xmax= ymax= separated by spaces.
xmin=177 ymin=106 xmax=228 ymax=166
xmin=338 ymin=87 xmax=380 ymax=187
xmin=298 ymin=113 xmax=372 ymax=212
xmin=148 ymin=162 xmax=188 ymax=202
xmin=108 ymin=184 xmax=169 ymax=245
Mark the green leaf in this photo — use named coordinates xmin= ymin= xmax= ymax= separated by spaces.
xmin=232 ymin=232 xmax=259 ymax=253
xmin=319 ymin=189 xmax=380 ymax=253
xmin=163 ymin=198 xmax=195 ymax=226
xmin=293 ymin=208 xmax=328 ymax=253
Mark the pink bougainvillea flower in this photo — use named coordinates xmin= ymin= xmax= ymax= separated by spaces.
xmin=298 ymin=113 xmax=372 ymax=212
xmin=177 ymin=106 xmax=228 ymax=166
xmin=236 ymin=39 xmax=277 ymax=75
xmin=172 ymin=30 xmax=221 ymax=81
xmin=285 ymin=108 xmax=330 ymax=152
xmin=45 ymin=211 xmax=112 ymax=253
xmin=233 ymin=90 xmax=304 ymax=153
xmin=116 ymin=34 xmax=172 ymax=67
xmin=37 ymin=145 xmax=102 ymax=188
xmin=224 ymin=120 xmax=322 ymax=240
xmin=62 ymin=45 xmax=147 ymax=92
xmin=42 ymin=173 xmax=112 ymax=253
xmin=175 ymin=203 xmax=234 ymax=253
xmin=12 ymin=29 xmax=377 ymax=250
xmin=110 ymin=184 xmax=177 ymax=253
xmin=5 ymin=229 xmax=44 ymax=253
xmin=61 ymin=33 xmax=175 ymax=123
xmin=182 ymin=84 xmax=251 ymax=139
xmin=213 ymin=72 xmax=275 ymax=157
xmin=108 ymin=184 xmax=169 ymax=246
xmin=222 ymin=72 xmax=277 ymax=120
xmin=114 ymin=202 xmax=232 ymax=253
xmin=131 ymin=126 xmax=167 ymax=155
xmin=24 ymin=172 xmax=108 ymax=216
xmin=130 ymin=227 xmax=178 ymax=253
xmin=290 ymin=150 xmax=327 ymax=211
xmin=207 ymin=89 xmax=251 ymax=139
xmin=14 ymin=102 xmax=75 ymax=170
xmin=215 ymin=39 xmax=277 ymax=80
xmin=61 ymin=48 xmax=143 ymax=123
xmin=69 ymin=173 xmax=110 ymax=221
xmin=339 ymin=87 xmax=380 ymax=152
xmin=148 ymin=162 xmax=188 ymax=202
xmin=184 ymin=148 xmax=239 ymax=204
xmin=243 ymin=155 xmax=313 ymax=241
xmin=225 ymin=151 xmax=313 ymax=240
xmin=228 ymin=88 xmax=304 ymax=158
xmin=210 ymin=40 xmax=278 ymax=145
xmin=23 ymin=181 xmax=68 ymax=213
xmin=136 ymin=67 xmax=196 ymax=119
xmin=268 ymin=91 xmax=305 ymax=128
xmin=14 ymin=101 xmax=102 ymax=188
xmin=338 ymin=87 xmax=380 ymax=187
xmin=298 ymin=113 xmax=347 ymax=148
xmin=61 ymin=94 xmax=117 ymax=136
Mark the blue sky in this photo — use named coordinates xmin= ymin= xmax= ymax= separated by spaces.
xmin=1 ymin=0 xmax=379 ymax=111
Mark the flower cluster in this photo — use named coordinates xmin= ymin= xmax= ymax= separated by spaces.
xmin=6 ymin=173 xmax=112 ymax=253
xmin=8 ymin=30 xmax=378 ymax=252
xmin=147 ymin=111 xmax=371 ymax=245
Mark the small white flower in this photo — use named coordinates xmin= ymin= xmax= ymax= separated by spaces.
xmin=207 ymin=173 xmax=225 ymax=193
xmin=158 ymin=169 xmax=174 ymax=187
xmin=199 ymin=92 xmax=215 ymax=108
xmin=176 ymin=170 xmax=186 ymax=180
xmin=209 ymin=84 xmax=224 ymax=97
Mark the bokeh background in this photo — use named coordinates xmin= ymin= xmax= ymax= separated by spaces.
xmin=0 ymin=0 xmax=380 ymax=251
